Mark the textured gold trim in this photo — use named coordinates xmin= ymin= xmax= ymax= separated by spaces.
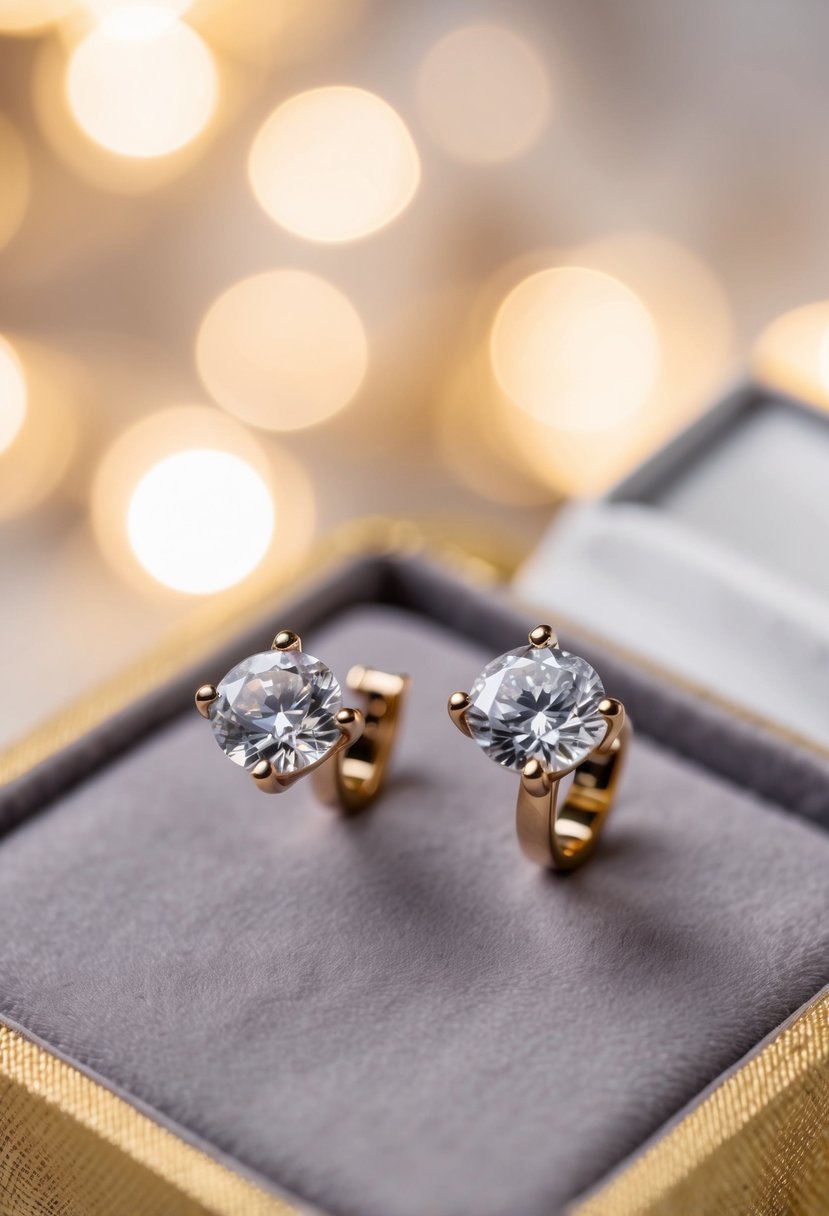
xmin=3 ymin=992 xmax=828 ymax=1216
xmin=572 ymin=989 xmax=829 ymax=1216
xmin=0 ymin=1023 xmax=296 ymax=1216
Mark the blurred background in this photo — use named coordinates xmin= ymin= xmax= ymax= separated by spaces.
xmin=2 ymin=0 xmax=829 ymax=746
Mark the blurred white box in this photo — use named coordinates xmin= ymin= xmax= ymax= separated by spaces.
xmin=516 ymin=385 xmax=829 ymax=749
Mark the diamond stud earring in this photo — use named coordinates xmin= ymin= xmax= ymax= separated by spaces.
xmin=196 ymin=630 xmax=409 ymax=814
xmin=448 ymin=625 xmax=630 ymax=870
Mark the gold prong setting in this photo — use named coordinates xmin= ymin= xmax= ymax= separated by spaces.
xmin=448 ymin=626 xmax=631 ymax=870
xmin=195 ymin=684 xmax=218 ymax=719
xmin=248 ymin=707 xmax=366 ymax=794
xmin=335 ymin=706 xmax=364 ymax=744
xmin=528 ymin=623 xmax=558 ymax=649
xmin=271 ymin=629 xmax=301 ymax=652
xmin=454 ymin=629 xmax=606 ymax=774
xmin=520 ymin=757 xmax=552 ymax=798
xmin=597 ymin=697 xmax=626 ymax=754
xmin=197 ymin=629 xmax=344 ymax=781
xmin=448 ymin=691 xmax=473 ymax=738
xmin=195 ymin=633 xmax=408 ymax=814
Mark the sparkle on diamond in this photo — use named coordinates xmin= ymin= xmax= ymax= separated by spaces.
xmin=209 ymin=649 xmax=343 ymax=773
xmin=466 ymin=644 xmax=606 ymax=773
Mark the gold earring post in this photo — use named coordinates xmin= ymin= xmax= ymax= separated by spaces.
xmin=448 ymin=625 xmax=630 ymax=870
xmin=515 ymin=703 xmax=629 ymax=869
xmin=197 ymin=627 xmax=408 ymax=813
xmin=313 ymin=666 xmax=410 ymax=814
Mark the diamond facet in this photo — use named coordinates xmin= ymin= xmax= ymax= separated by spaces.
xmin=209 ymin=650 xmax=343 ymax=773
xmin=466 ymin=644 xmax=607 ymax=773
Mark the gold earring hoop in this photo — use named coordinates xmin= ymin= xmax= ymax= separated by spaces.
xmin=196 ymin=630 xmax=409 ymax=815
xmin=448 ymin=625 xmax=630 ymax=870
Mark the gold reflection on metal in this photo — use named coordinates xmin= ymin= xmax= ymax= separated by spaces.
xmin=447 ymin=690 xmax=473 ymax=738
xmin=271 ymin=629 xmax=301 ymax=651
xmin=2 ymin=987 xmax=828 ymax=1216
xmin=573 ymin=988 xmax=829 ymax=1216
xmin=448 ymin=624 xmax=630 ymax=870
xmin=528 ymin=623 xmax=557 ymax=649
xmin=246 ymin=703 xmax=366 ymax=798
xmin=196 ymin=630 xmax=409 ymax=815
xmin=0 ymin=1022 xmax=298 ymax=1216
xmin=194 ymin=684 xmax=217 ymax=719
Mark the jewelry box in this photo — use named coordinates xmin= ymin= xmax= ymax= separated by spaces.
xmin=2 ymin=532 xmax=828 ymax=1216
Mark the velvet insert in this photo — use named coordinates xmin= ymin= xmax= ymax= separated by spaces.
xmin=1 ymin=555 xmax=828 ymax=1216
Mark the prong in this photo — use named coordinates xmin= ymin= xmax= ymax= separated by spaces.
xmin=250 ymin=711 xmax=365 ymax=797
xmin=528 ymin=624 xmax=558 ymax=649
xmin=251 ymin=759 xmax=291 ymax=794
xmin=597 ymin=698 xmax=626 ymax=754
xmin=252 ymin=759 xmax=276 ymax=790
xmin=271 ymin=630 xmax=301 ymax=652
xmin=521 ymin=758 xmax=552 ymax=798
xmin=448 ymin=691 xmax=473 ymax=738
xmin=336 ymin=706 xmax=365 ymax=745
xmin=195 ymin=683 xmax=218 ymax=718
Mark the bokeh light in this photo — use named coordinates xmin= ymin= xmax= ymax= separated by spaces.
xmin=196 ymin=269 xmax=368 ymax=431
xmin=479 ymin=235 xmax=732 ymax=496
xmin=0 ymin=114 xmax=30 ymax=254
xmin=0 ymin=336 xmax=27 ymax=456
xmin=0 ymin=0 xmax=71 ymax=35
xmin=490 ymin=266 xmax=661 ymax=433
xmin=78 ymin=0 xmax=193 ymax=17
xmin=570 ymin=233 xmax=733 ymax=403
xmin=417 ymin=24 xmax=551 ymax=164
xmin=127 ymin=449 xmax=274 ymax=594
xmin=92 ymin=405 xmax=315 ymax=595
xmin=248 ymin=86 xmax=420 ymax=242
xmin=436 ymin=349 xmax=557 ymax=507
xmin=200 ymin=0 xmax=366 ymax=68
xmin=66 ymin=8 xmax=217 ymax=158
xmin=752 ymin=301 xmax=829 ymax=407
xmin=0 ymin=339 xmax=77 ymax=520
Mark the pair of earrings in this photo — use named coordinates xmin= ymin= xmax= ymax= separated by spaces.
xmin=195 ymin=626 xmax=629 ymax=871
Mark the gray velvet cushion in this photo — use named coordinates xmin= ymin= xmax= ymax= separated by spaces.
xmin=1 ymin=557 xmax=829 ymax=1216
